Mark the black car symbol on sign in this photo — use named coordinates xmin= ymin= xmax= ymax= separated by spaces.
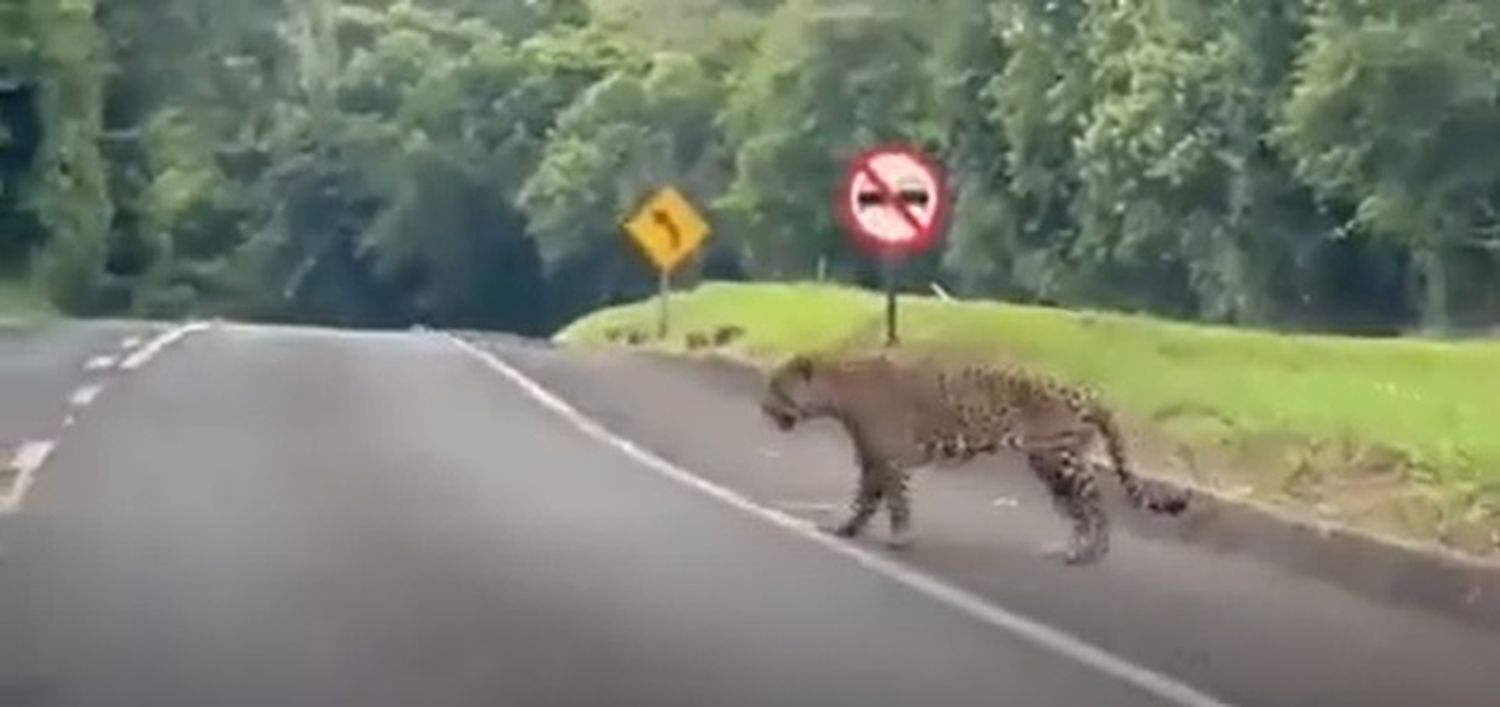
xmin=856 ymin=177 xmax=930 ymax=210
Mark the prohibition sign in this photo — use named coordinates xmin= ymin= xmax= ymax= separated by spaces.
xmin=836 ymin=145 xmax=948 ymax=257
xmin=835 ymin=144 xmax=948 ymax=346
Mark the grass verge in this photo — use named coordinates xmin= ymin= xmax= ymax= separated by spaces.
xmin=556 ymin=281 xmax=1500 ymax=559
xmin=0 ymin=277 xmax=54 ymax=327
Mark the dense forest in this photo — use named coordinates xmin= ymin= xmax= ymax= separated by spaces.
xmin=2 ymin=0 xmax=1498 ymax=335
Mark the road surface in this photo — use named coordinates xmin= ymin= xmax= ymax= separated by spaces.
xmin=0 ymin=320 xmax=161 ymax=447
xmin=1 ymin=320 xmax=164 ymax=682
xmin=2 ymin=322 xmax=1177 ymax=706
xmin=467 ymin=331 xmax=1500 ymax=707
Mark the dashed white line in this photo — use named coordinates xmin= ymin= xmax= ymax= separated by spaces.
xmin=69 ymin=384 xmax=104 ymax=408
xmin=445 ymin=333 xmax=1235 ymax=707
xmin=0 ymin=323 xmax=211 ymax=515
xmin=0 ymin=440 xmax=56 ymax=514
xmin=120 ymin=321 xmax=212 ymax=371
xmin=84 ymin=355 xmax=118 ymax=371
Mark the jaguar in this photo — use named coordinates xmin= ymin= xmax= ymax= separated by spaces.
xmin=759 ymin=352 xmax=1189 ymax=564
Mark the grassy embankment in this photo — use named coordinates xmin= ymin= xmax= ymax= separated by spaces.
xmin=557 ymin=281 xmax=1500 ymax=558
xmin=0 ymin=277 xmax=53 ymax=326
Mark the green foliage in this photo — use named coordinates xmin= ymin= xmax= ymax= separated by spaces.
xmin=2 ymin=0 xmax=1498 ymax=335
xmin=27 ymin=0 xmax=114 ymax=313
xmin=520 ymin=52 xmax=720 ymax=265
xmin=0 ymin=276 xmax=54 ymax=320
xmin=718 ymin=0 xmax=941 ymax=279
xmin=1281 ymin=0 xmax=1500 ymax=330
xmin=945 ymin=0 xmax=1093 ymax=301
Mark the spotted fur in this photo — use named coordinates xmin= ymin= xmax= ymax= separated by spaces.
xmin=760 ymin=352 xmax=1189 ymax=564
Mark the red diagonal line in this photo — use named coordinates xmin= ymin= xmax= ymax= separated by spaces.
xmin=859 ymin=162 xmax=925 ymax=236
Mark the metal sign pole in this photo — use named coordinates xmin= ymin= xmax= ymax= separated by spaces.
xmin=883 ymin=252 xmax=899 ymax=347
xmin=657 ymin=267 xmax=670 ymax=340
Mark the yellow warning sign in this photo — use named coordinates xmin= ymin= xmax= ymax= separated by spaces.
xmin=623 ymin=187 xmax=710 ymax=273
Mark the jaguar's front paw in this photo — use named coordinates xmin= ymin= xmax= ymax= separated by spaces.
xmin=825 ymin=520 xmax=864 ymax=538
xmin=1035 ymin=537 xmax=1105 ymax=566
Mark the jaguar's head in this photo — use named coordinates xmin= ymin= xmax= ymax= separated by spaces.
xmin=760 ymin=354 xmax=826 ymax=431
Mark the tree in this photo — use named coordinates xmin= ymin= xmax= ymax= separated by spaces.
xmin=518 ymin=50 xmax=725 ymax=316
xmin=1282 ymin=0 xmax=1500 ymax=330
xmin=718 ymin=0 xmax=940 ymax=281
xmin=29 ymin=0 xmax=114 ymax=313
xmin=7 ymin=0 xmax=1500 ymax=336
xmin=950 ymin=0 xmax=1095 ymax=303
xmin=927 ymin=0 xmax=1015 ymax=297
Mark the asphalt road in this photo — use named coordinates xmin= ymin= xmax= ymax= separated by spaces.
xmin=0 ymin=323 xmax=1177 ymax=706
xmin=1 ymin=320 xmax=163 ymax=683
xmin=472 ymin=335 xmax=1500 ymax=707
xmin=0 ymin=320 xmax=160 ymax=446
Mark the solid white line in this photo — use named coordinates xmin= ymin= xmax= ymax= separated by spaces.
xmin=84 ymin=355 xmax=118 ymax=371
xmin=444 ymin=333 xmax=1235 ymax=707
xmin=773 ymin=500 xmax=839 ymax=513
xmin=120 ymin=321 xmax=212 ymax=371
xmin=119 ymin=336 xmax=142 ymax=351
xmin=0 ymin=440 xmax=56 ymax=514
xmin=69 ymin=384 xmax=104 ymax=408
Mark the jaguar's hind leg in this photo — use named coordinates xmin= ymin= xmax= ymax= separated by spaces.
xmin=1027 ymin=449 xmax=1109 ymax=565
xmin=883 ymin=468 xmax=915 ymax=550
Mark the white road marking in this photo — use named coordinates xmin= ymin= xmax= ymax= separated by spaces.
xmin=84 ymin=355 xmax=118 ymax=371
xmin=774 ymin=500 xmax=839 ymax=513
xmin=991 ymin=496 xmax=1021 ymax=509
xmin=445 ymin=334 xmax=1235 ymax=707
xmin=69 ymin=384 xmax=104 ymax=408
xmin=0 ymin=440 xmax=56 ymax=514
xmin=62 ymin=415 xmax=76 ymax=428
xmin=120 ymin=321 xmax=212 ymax=371
xmin=119 ymin=336 xmax=142 ymax=351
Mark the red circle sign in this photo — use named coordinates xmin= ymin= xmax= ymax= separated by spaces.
xmin=836 ymin=145 xmax=948 ymax=256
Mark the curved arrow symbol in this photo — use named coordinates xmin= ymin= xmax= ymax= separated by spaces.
xmin=652 ymin=209 xmax=681 ymax=250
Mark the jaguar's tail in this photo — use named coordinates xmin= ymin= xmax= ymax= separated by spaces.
xmin=1085 ymin=405 xmax=1189 ymax=515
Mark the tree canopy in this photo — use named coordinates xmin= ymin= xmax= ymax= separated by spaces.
xmin=2 ymin=0 xmax=1498 ymax=334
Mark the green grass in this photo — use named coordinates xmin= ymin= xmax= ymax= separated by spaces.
xmin=558 ymin=281 xmax=1500 ymax=555
xmin=0 ymin=277 xmax=54 ymax=325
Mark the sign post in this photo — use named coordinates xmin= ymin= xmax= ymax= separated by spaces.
xmin=882 ymin=254 xmax=899 ymax=345
xmin=656 ymin=269 xmax=670 ymax=339
xmin=835 ymin=145 xmax=948 ymax=347
xmin=624 ymin=186 xmax=710 ymax=340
